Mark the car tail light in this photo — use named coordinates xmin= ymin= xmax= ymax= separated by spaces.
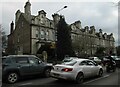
xmin=61 ymin=68 xmax=73 ymax=72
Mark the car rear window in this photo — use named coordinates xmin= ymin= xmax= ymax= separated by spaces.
xmin=63 ymin=58 xmax=73 ymax=62
xmin=62 ymin=59 xmax=77 ymax=66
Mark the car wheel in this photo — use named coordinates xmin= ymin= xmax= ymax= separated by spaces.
xmin=98 ymin=69 xmax=103 ymax=77
xmin=7 ymin=72 xmax=19 ymax=84
xmin=44 ymin=68 xmax=51 ymax=77
xmin=76 ymin=73 xmax=84 ymax=84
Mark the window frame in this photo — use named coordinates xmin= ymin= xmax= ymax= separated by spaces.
xmin=12 ymin=57 xmax=29 ymax=64
xmin=86 ymin=60 xmax=96 ymax=66
xmin=28 ymin=57 xmax=40 ymax=64
xmin=79 ymin=61 xmax=88 ymax=66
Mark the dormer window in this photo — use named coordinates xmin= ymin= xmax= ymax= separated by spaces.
xmin=50 ymin=22 xmax=52 ymax=27
xmin=41 ymin=15 xmax=44 ymax=18
xmin=71 ymin=25 xmax=75 ymax=30
xmin=40 ymin=18 xmax=44 ymax=24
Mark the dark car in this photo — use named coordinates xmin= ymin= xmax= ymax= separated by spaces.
xmin=112 ymin=56 xmax=120 ymax=68
xmin=2 ymin=55 xmax=52 ymax=84
xmin=102 ymin=57 xmax=110 ymax=66
xmin=102 ymin=56 xmax=120 ymax=67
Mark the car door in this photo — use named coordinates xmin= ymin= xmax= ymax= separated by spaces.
xmin=79 ymin=61 xmax=92 ymax=78
xmin=13 ymin=57 xmax=31 ymax=75
xmin=28 ymin=57 xmax=45 ymax=75
xmin=86 ymin=60 xmax=99 ymax=76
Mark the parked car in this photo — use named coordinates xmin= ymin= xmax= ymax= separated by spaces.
xmin=112 ymin=56 xmax=120 ymax=68
xmin=50 ymin=58 xmax=103 ymax=84
xmin=89 ymin=57 xmax=102 ymax=65
xmin=106 ymin=60 xmax=116 ymax=72
xmin=101 ymin=56 xmax=110 ymax=66
xmin=2 ymin=55 xmax=53 ymax=84
xmin=102 ymin=56 xmax=120 ymax=67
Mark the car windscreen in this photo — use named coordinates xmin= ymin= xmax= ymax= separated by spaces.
xmin=61 ymin=59 xmax=77 ymax=66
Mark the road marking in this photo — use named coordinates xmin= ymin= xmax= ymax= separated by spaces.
xmin=20 ymin=82 xmax=32 ymax=86
xmin=83 ymin=75 xmax=110 ymax=84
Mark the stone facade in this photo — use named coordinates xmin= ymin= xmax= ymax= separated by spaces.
xmin=70 ymin=21 xmax=115 ymax=57
xmin=7 ymin=1 xmax=116 ymax=58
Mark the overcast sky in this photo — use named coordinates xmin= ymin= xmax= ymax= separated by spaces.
xmin=0 ymin=0 xmax=119 ymax=46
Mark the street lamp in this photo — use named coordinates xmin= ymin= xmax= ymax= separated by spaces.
xmin=56 ymin=6 xmax=67 ymax=13
xmin=54 ymin=6 xmax=67 ymax=64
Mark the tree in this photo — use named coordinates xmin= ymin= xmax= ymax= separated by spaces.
xmin=72 ymin=34 xmax=85 ymax=57
xmin=95 ymin=47 xmax=106 ymax=57
xmin=0 ymin=24 xmax=8 ymax=56
xmin=56 ymin=16 xmax=75 ymax=60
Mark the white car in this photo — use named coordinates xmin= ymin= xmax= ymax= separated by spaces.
xmin=89 ymin=57 xmax=102 ymax=64
xmin=50 ymin=58 xmax=103 ymax=84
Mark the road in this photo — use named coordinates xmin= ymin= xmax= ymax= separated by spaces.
xmin=2 ymin=68 xmax=120 ymax=87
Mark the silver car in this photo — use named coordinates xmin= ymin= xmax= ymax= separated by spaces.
xmin=89 ymin=57 xmax=102 ymax=64
xmin=50 ymin=58 xmax=103 ymax=84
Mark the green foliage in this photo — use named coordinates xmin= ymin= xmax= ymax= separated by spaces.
xmin=56 ymin=16 xmax=75 ymax=60
xmin=0 ymin=25 xmax=8 ymax=56
xmin=95 ymin=47 xmax=106 ymax=56
xmin=2 ymin=31 xmax=7 ymax=48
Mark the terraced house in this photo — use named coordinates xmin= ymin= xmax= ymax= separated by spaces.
xmin=70 ymin=21 xmax=115 ymax=57
xmin=7 ymin=1 xmax=116 ymax=60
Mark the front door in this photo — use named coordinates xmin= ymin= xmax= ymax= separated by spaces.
xmin=13 ymin=57 xmax=30 ymax=75
xmin=28 ymin=57 xmax=44 ymax=75
xmin=87 ymin=60 xmax=99 ymax=76
xmin=79 ymin=61 xmax=92 ymax=78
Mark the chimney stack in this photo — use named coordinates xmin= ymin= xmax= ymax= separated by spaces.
xmin=10 ymin=21 xmax=14 ymax=34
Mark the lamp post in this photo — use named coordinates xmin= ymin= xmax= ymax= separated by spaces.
xmin=56 ymin=6 xmax=67 ymax=13
xmin=54 ymin=6 xmax=67 ymax=64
